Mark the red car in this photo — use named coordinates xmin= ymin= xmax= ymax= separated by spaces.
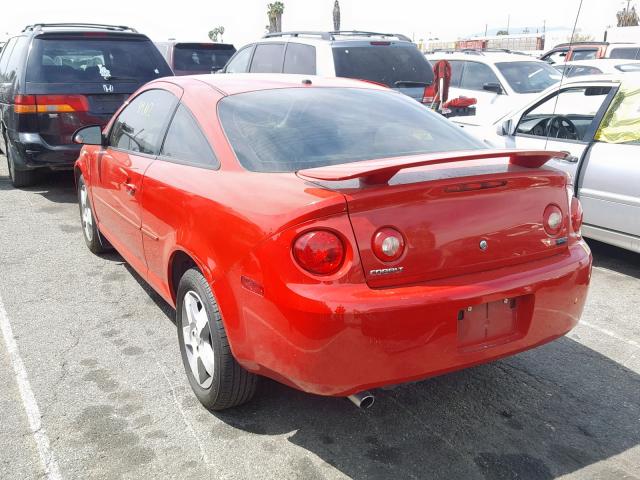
xmin=73 ymin=74 xmax=592 ymax=410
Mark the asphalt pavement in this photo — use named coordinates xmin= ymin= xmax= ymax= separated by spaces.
xmin=0 ymin=158 xmax=638 ymax=480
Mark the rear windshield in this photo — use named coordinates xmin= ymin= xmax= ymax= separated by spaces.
xmin=495 ymin=61 xmax=561 ymax=93
xmin=174 ymin=44 xmax=235 ymax=71
xmin=26 ymin=37 xmax=173 ymax=83
xmin=218 ymin=87 xmax=483 ymax=172
xmin=332 ymin=44 xmax=434 ymax=87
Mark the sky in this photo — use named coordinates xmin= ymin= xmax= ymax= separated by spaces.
xmin=1 ymin=0 xmax=630 ymax=47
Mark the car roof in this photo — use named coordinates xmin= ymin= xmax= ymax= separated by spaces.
xmin=160 ymin=73 xmax=389 ymax=96
xmin=554 ymin=72 xmax=640 ymax=86
xmin=564 ymin=59 xmax=640 ymax=67
xmin=256 ymin=31 xmax=413 ymax=46
xmin=426 ymin=52 xmax=542 ymax=63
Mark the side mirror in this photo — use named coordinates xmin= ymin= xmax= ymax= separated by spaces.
xmin=73 ymin=125 xmax=104 ymax=146
xmin=496 ymin=119 xmax=513 ymax=136
xmin=483 ymin=82 xmax=503 ymax=94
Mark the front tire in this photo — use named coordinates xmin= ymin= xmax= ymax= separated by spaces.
xmin=177 ymin=268 xmax=257 ymax=410
xmin=77 ymin=174 xmax=110 ymax=254
xmin=6 ymin=141 xmax=37 ymax=188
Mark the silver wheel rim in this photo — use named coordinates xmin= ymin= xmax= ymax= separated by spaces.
xmin=79 ymin=184 xmax=94 ymax=242
xmin=181 ymin=291 xmax=215 ymax=389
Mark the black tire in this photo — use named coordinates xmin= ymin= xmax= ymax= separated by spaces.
xmin=6 ymin=140 xmax=37 ymax=188
xmin=177 ymin=268 xmax=257 ymax=410
xmin=77 ymin=174 xmax=111 ymax=254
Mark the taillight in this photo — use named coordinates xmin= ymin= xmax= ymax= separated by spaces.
xmin=14 ymin=95 xmax=36 ymax=114
xmin=372 ymin=227 xmax=405 ymax=262
xmin=543 ymin=204 xmax=563 ymax=236
xmin=293 ymin=230 xmax=345 ymax=275
xmin=571 ymin=196 xmax=583 ymax=234
xmin=14 ymin=94 xmax=89 ymax=114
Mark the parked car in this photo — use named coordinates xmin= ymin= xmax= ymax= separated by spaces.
xmin=0 ymin=23 xmax=173 ymax=187
xmin=541 ymin=42 xmax=640 ymax=64
xmin=74 ymin=73 xmax=591 ymax=410
xmin=540 ymin=42 xmax=609 ymax=64
xmin=155 ymin=41 xmax=236 ymax=75
xmin=554 ymin=59 xmax=640 ymax=77
xmin=605 ymin=43 xmax=640 ymax=60
xmin=453 ymin=74 xmax=640 ymax=253
xmin=425 ymin=51 xmax=561 ymax=120
xmin=219 ymin=30 xmax=434 ymax=104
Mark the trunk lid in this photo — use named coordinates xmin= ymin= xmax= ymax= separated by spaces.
xmin=299 ymin=150 xmax=571 ymax=288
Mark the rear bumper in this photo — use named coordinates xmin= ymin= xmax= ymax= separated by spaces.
xmin=237 ymin=241 xmax=592 ymax=396
xmin=14 ymin=133 xmax=80 ymax=170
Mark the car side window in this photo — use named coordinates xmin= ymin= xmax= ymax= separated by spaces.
xmin=459 ymin=62 xmax=500 ymax=91
xmin=448 ymin=60 xmax=464 ymax=87
xmin=283 ymin=43 xmax=316 ymax=74
xmin=571 ymin=49 xmax=598 ymax=61
xmin=109 ymin=89 xmax=178 ymax=155
xmin=595 ymin=87 xmax=640 ymax=145
xmin=609 ymin=47 xmax=640 ymax=60
xmin=516 ymin=86 xmax=612 ymax=141
xmin=249 ymin=43 xmax=285 ymax=73
xmin=4 ymin=37 xmax=28 ymax=82
xmin=159 ymin=104 xmax=219 ymax=168
xmin=543 ymin=50 xmax=567 ymax=65
xmin=225 ymin=45 xmax=253 ymax=73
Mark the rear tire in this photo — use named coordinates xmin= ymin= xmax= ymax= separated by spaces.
xmin=77 ymin=174 xmax=111 ymax=254
xmin=6 ymin=141 xmax=37 ymax=188
xmin=177 ymin=268 xmax=257 ymax=411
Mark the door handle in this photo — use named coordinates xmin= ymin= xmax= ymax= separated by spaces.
xmin=123 ymin=182 xmax=136 ymax=196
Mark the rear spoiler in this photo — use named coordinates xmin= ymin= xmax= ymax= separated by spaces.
xmin=298 ymin=149 xmax=568 ymax=185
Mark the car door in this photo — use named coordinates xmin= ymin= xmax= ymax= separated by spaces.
xmin=578 ymin=86 xmax=640 ymax=248
xmin=93 ymin=87 xmax=179 ymax=274
xmin=457 ymin=61 xmax=506 ymax=118
xmin=140 ymin=102 xmax=220 ymax=300
xmin=501 ymin=83 xmax=616 ymax=182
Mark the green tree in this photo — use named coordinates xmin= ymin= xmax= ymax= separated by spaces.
xmin=267 ymin=2 xmax=285 ymax=33
xmin=496 ymin=30 xmax=509 ymax=35
xmin=568 ymin=28 xmax=594 ymax=43
xmin=617 ymin=1 xmax=639 ymax=26
xmin=208 ymin=26 xmax=225 ymax=42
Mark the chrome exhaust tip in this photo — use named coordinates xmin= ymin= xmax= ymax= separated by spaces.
xmin=347 ymin=391 xmax=375 ymax=409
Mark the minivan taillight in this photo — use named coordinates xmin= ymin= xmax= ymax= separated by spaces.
xmin=14 ymin=94 xmax=89 ymax=114
xmin=14 ymin=95 xmax=37 ymax=113
xmin=293 ymin=230 xmax=345 ymax=275
xmin=571 ymin=196 xmax=583 ymax=234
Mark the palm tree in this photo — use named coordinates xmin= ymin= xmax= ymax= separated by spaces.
xmin=208 ymin=26 xmax=225 ymax=42
xmin=617 ymin=1 xmax=639 ymax=26
xmin=267 ymin=2 xmax=285 ymax=33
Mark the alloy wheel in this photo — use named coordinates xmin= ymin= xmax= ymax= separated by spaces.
xmin=181 ymin=290 xmax=215 ymax=389
xmin=79 ymin=183 xmax=94 ymax=242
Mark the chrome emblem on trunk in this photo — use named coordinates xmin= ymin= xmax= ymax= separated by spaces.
xmin=370 ymin=267 xmax=404 ymax=275
xmin=479 ymin=240 xmax=488 ymax=251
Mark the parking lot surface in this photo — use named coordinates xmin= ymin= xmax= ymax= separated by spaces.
xmin=0 ymin=157 xmax=638 ymax=480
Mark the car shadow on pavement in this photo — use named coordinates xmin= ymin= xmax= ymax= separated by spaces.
xmin=0 ymin=169 xmax=77 ymax=203
xmin=213 ymin=337 xmax=639 ymax=480
xmin=589 ymin=239 xmax=640 ymax=280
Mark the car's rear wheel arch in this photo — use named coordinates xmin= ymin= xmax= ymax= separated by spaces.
xmin=169 ymin=249 xmax=215 ymax=304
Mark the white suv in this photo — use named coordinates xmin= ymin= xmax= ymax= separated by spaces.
xmin=220 ymin=30 xmax=434 ymax=103
xmin=425 ymin=51 xmax=561 ymax=120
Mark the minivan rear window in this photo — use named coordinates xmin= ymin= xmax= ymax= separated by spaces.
xmin=332 ymin=44 xmax=434 ymax=87
xmin=26 ymin=37 xmax=172 ymax=83
xmin=174 ymin=43 xmax=235 ymax=72
xmin=218 ymin=87 xmax=483 ymax=172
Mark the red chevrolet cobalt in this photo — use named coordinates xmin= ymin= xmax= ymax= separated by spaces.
xmin=73 ymin=74 xmax=591 ymax=410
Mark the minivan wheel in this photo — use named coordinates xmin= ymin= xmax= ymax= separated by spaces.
xmin=177 ymin=268 xmax=257 ymax=411
xmin=6 ymin=141 xmax=37 ymax=188
xmin=77 ymin=174 xmax=111 ymax=254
